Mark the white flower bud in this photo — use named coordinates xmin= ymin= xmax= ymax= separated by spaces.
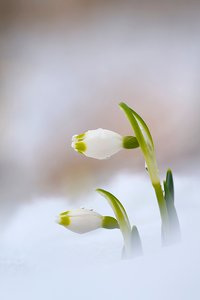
xmin=57 ymin=208 xmax=103 ymax=234
xmin=71 ymin=128 xmax=123 ymax=160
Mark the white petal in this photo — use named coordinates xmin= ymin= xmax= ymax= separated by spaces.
xmin=71 ymin=140 xmax=76 ymax=148
xmin=60 ymin=208 xmax=103 ymax=234
xmin=67 ymin=208 xmax=102 ymax=218
xmin=68 ymin=214 xmax=103 ymax=234
xmin=84 ymin=129 xmax=122 ymax=159
xmin=71 ymin=135 xmax=77 ymax=142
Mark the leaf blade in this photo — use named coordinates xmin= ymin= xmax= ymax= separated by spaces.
xmin=119 ymin=102 xmax=154 ymax=153
xmin=119 ymin=102 xmax=159 ymax=185
xmin=165 ymin=169 xmax=174 ymax=201
xmin=96 ymin=188 xmax=131 ymax=237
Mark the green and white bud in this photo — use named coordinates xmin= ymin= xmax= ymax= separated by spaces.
xmin=57 ymin=208 xmax=119 ymax=234
xmin=71 ymin=128 xmax=139 ymax=160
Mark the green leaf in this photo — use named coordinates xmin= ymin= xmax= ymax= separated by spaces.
xmin=164 ymin=170 xmax=176 ymax=214
xmin=164 ymin=181 xmax=171 ymax=203
xmin=119 ymin=102 xmax=159 ymax=185
xmin=163 ymin=169 xmax=181 ymax=237
xmin=96 ymin=189 xmax=131 ymax=238
xmin=165 ymin=169 xmax=174 ymax=201
xmin=131 ymin=226 xmax=143 ymax=255
xmin=121 ymin=226 xmax=143 ymax=259
xmin=97 ymin=189 xmax=143 ymax=258
xmin=119 ymin=102 xmax=154 ymax=153
xmin=164 ymin=169 xmax=175 ymax=206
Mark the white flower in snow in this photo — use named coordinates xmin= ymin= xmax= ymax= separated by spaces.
xmin=57 ymin=208 xmax=119 ymax=234
xmin=71 ymin=128 xmax=123 ymax=160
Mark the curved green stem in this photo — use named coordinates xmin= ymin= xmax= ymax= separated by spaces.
xmin=96 ymin=188 xmax=141 ymax=258
xmin=119 ymin=102 xmax=172 ymax=243
xmin=153 ymin=183 xmax=168 ymax=224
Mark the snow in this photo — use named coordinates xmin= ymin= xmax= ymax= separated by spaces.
xmin=0 ymin=173 xmax=200 ymax=300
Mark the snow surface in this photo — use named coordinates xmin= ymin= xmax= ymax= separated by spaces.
xmin=0 ymin=173 xmax=200 ymax=300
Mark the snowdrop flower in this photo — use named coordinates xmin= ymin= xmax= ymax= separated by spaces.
xmin=57 ymin=208 xmax=119 ymax=234
xmin=71 ymin=128 xmax=138 ymax=160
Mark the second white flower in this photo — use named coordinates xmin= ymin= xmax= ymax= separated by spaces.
xmin=71 ymin=128 xmax=123 ymax=160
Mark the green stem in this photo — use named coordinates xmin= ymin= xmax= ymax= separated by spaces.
xmin=153 ymin=183 xmax=169 ymax=230
xmin=96 ymin=188 xmax=138 ymax=258
xmin=119 ymin=102 xmax=172 ymax=243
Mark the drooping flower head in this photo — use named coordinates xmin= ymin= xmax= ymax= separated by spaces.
xmin=71 ymin=128 xmax=123 ymax=160
xmin=57 ymin=208 xmax=119 ymax=234
xmin=72 ymin=128 xmax=139 ymax=160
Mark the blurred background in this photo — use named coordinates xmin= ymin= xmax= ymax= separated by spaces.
xmin=0 ymin=0 xmax=200 ymax=222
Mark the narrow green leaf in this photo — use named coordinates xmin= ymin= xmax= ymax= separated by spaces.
xmin=164 ymin=183 xmax=174 ymax=217
xmin=96 ymin=189 xmax=131 ymax=238
xmin=119 ymin=102 xmax=159 ymax=185
xmin=164 ymin=169 xmax=174 ymax=206
xmin=164 ymin=194 xmax=181 ymax=238
xmin=164 ymin=180 xmax=171 ymax=203
xmin=121 ymin=226 xmax=143 ymax=259
xmin=97 ymin=189 xmax=144 ymax=258
xmin=165 ymin=169 xmax=174 ymax=201
xmin=163 ymin=170 xmax=180 ymax=237
xmin=119 ymin=102 xmax=154 ymax=153
xmin=131 ymin=226 xmax=143 ymax=255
